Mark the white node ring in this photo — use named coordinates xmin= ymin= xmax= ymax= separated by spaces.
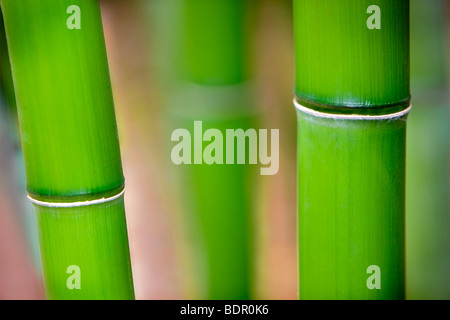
xmin=27 ymin=188 xmax=125 ymax=208
xmin=294 ymin=99 xmax=411 ymax=120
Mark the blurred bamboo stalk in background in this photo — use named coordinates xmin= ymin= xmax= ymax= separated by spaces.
xmin=2 ymin=0 xmax=134 ymax=299
xmin=0 ymin=57 xmax=43 ymax=301
xmin=294 ymin=0 xmax=409 ymax=299
xmin=0 ymin=11 xmax=42 ymax=298
xmin=152 ymin=0 xmax=257 ymax=299
xmin=406 ymin=0 xmax=450 ymax=300
xmin=0 ymin=7 xmax=41 ymax=272
xmin=0 ymin=10 xmax=15 ymax=119
xmin=173 ymin=0 xmax=256 ymax=300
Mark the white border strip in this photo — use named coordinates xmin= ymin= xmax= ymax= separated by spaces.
xmin=294 ymin=99 xmax=411 ymax=120
xmin=27 ymin=188 xmax=125 ymax=208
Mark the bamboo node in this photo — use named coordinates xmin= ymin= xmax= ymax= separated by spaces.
xmin=27 ymin=188 xmax=125 ymax=208
xmin=294 ymin=99 xmax=411 ymax=120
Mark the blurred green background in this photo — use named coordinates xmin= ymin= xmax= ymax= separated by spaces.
xmin=0 ymin=0 xmax=448 ymax=300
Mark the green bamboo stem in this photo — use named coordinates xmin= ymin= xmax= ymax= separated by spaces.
xmin=294 ymin=0 xmax=410 ymax=299
xmin=167 ymin=84 xmax=256 ymax=300
xmin=2 ymin=0 xmax=134 ymax=299
xmin=158 ymin=0 xmax=255 ymax=299
xmin=180 ymin=0 xmax=247 ymax=85
xmin=406 ymin=0 xmax=450 ymax=300
xmin=177 ymin=0 xmax=254 ymax=300
xmin=294 ymin=1 xmax=409 ymax=109
xmin=0 ymin=9 xmax=15 ymax=117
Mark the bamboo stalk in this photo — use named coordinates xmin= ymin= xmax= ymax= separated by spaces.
xmin=167 ymin=85 xmax=256 ymax=300
xmin=0 ymin=9 xmax=15 ymax=117
xmin=157 ymin=0 xmax=256 ymax=299
xmin=406 ymin=0 xmax=450 ymax=300
xmin=294 ymin=0 xmax=410 ymax=299
xmin=0 ymin=7 xmax=41 ymax=272
xmin=177 ymin=0 xmax=254 ymax=300
xmin=1 ymin=0 xmax=134 ymax=299
xmin=180 ymin=0 xmax=246 ymax=85
xmin=0 ymin=136 xmax=43 ymax=299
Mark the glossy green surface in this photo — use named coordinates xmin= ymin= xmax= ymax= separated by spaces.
xmin=294 ymin=0 xmax=409 ymax=300
xmin=35 ymin=197 xmax=134 ymax=300
xmin=294 ymin=0 xmax=410 ymax=107
xmin=168 ymin=85 xmax=256 ymax=299
xmin=180 ymin=0 xmax=247 ymax=85
xmin=2 ymin=0 xmax=123 ymax=201
xmin=297 ymin=110 xmax=406 ymax=299
xmin=2 ymin=0 xmax=134 ymax=299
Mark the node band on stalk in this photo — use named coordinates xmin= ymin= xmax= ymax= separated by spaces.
xmin=294 ymin=99 xmax=411 ymax=121
xmin=27 ymin=188 xmax=125 ymax=208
